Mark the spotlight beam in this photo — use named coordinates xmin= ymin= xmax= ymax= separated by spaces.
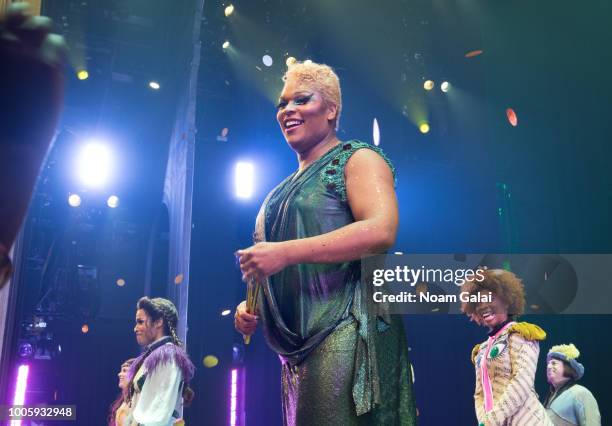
xmin=76 ymin=141 xmax=113 ymax=189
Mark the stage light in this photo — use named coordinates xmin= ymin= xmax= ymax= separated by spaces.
xmin=107 ymin=195 xmax=120 ymax=208
xmin=116 ymin=278 xmax=125 ymax=287
xmin=221 ymin=309 xmax=232 ymax=316
xmin=149 ymin=81 xmax=160 ymax=90
xmin=286 ymin=56 xmax=296 ymax=67
xmin=304 ymin=59 xmax=312 ymax=65
xmin=440 ymin=81 xmax=451 ymax=92
xmin=235 ymin=161 xmax=254 ymax=199
xmin=13 ymin=365 xmax=29 ymax=415
xmin=423 ymin=80 xmax=434 ymax=91
xmin=77 ymin=142 xmax=113 ymax=188
xmin=77 ymin=70 xmax=89 ymax=80
xmin=224 ymin=4 xmax=234 ymax=17
xmin=230 ymin=369 xmax=238 ymax=426
xmin=232 ymin=343 xmax=245 ymax=363
xmin=203 ymin=355 xmax=219 ymax=368
xmin=419 ymin=123 xmax=430 ymax=134
xmin=18 ymin=342 xmax=34 ymax=358
xmin=372 ymin=118 xmax=380 ymax=146
xmin=223 ymin=41 xmax=230 ymax=49
xmin=81 ymin=324 xmax=89 ymax=334
xmin=68 ymin=193 xmax=82 ymax=207
xmin=262 ymin=55 xmax=273 ymax=67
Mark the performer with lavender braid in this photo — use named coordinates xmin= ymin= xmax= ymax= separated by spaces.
xmin=124 ymin=297 xmax=195 ymax=426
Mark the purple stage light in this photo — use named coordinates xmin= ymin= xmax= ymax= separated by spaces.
xmin=229 ymin=367 xmax=245 ymax=426
xmin=230 ymin=368 xmax=237 ymax=426
xmin=11 ymin=364 xmax=29 ymax=426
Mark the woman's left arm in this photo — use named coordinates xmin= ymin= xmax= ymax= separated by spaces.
xmin=238 ymin=148 xmax=398 ymax=280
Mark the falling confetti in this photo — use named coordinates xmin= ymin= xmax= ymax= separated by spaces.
xmin=203 ymin=355 xmax=219 ymax=368
xmin=506 ymin=108 xmax=518 ymax=127
xmin=465 ymin=50 xmax=484 ymax=58
xmin=416 ymin=282 xmax=428 ymax=295
xmin=174 ymin=274 xmax=184 ymax=285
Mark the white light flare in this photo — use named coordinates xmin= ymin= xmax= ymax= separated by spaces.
xmin=235 ymin=162 xmax=254 ymax=199
xmin=77 ymin=142 xmax=113 ymax=189
xmin=372 ymin=118 xmax=380 ymax=146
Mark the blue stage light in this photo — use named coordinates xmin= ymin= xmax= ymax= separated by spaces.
xmin=107 ymin=195 xmax=120 ymax=208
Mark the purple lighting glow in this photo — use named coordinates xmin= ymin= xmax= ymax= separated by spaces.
xmin=228 ymin=367 xmax=245 ymax=426
xmin=11 ymin=364 xmax=29 ymax=426
xmin=230 ymin=368 xmax=238 ymax=426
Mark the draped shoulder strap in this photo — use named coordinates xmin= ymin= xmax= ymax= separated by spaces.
xmin=320 ymin=140 xmax=396 ymax=202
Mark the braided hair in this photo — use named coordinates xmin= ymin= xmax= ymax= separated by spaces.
xmin=136 ymin=297 xmax=183 ymax=346
xmin=128 ymin=297 xmax=195 ymax=406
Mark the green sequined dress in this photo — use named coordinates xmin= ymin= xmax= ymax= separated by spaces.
xmin=254 ymin=141 xmax=417 ymax=426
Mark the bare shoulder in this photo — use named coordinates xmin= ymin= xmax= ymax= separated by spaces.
xmin=345 ymin=148 xmax=393 ymax=179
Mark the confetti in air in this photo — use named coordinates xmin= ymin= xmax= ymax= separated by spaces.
xmin=465 ymin=50 xmax=483 ymax=58
xmin=506 ymin=108 xmax=518 ymax=127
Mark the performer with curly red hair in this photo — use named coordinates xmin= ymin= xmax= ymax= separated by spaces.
xmin=462 ymin=269 xmax=552 ymax=426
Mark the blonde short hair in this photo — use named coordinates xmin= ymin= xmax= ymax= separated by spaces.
xmin=283 ymin=61 xmax=342 ymax=130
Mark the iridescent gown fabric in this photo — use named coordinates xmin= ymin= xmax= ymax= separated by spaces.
xmin=254 ymin=141 xmax=416 ymax=425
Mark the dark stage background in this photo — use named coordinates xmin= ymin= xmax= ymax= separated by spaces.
xmin=2 ymin=0 xmax=611 ymax=425
xmin=188 ymin=0 xmax=612 ymax=425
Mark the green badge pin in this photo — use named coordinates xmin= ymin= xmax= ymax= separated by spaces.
xmin=490 ymin=346 xmax=500 ymax=358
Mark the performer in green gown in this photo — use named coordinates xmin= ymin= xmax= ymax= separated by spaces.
xmin=234 ymin=60 xmax=416 ymax=425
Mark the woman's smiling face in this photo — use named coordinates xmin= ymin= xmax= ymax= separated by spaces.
xmin=276 ymin=75 xmax=337 ymax=153
xmin=475 ymin=291 xmax=509 ymax=329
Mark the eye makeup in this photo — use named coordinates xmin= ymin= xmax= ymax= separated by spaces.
xmin=276 ymin=92 xmax=314 ymax=110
